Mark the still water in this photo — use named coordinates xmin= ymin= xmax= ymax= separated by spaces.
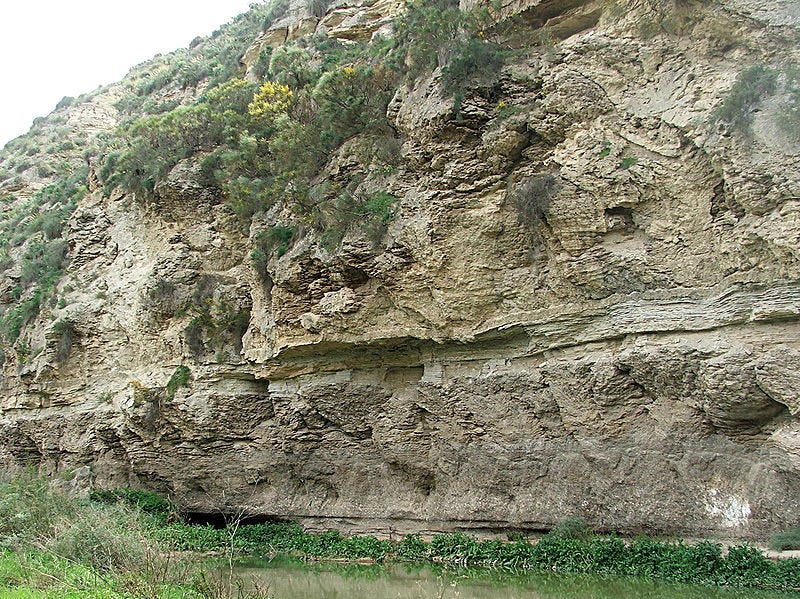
xmin=231 ymin=557 xmax=796 ymax=599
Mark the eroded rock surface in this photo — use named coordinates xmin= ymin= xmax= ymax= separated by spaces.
xmin=1 ymin=0 xmax=799 ymax=540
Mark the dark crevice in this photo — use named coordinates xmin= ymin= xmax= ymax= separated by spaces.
xmin=182 ymin=512 xmax=292 ymax=528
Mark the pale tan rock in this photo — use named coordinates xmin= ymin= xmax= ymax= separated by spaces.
xmin=0 ymin=0 xmax=799 ymax=542
xmin=319 ymin=0 xmax=404 ymax=41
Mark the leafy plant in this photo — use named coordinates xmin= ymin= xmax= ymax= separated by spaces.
xmin=311 ymin=65 xmax=393 ymax=146
xmin=359 ymin=191 xmax=398 ymax=225
xmin=441 ymin=35 xmax=504 ymax=96
xmin=251 ymin=224 xmax=296 ymax=279
xmin=2 ymin=292 xmax=43 ymax=342
xmin=0 ymin=474 xmax=278 ymax=598
xmin=13 ymin=474 xmax=800 ymax=592
xmin=268 ymin=46 xmax=316 ymax=88
xmin=19 ymin=239 xmax=68 ymax=289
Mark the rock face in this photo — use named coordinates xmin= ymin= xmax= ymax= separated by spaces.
xmin=1 ymin=0 xmax=800 ymax=540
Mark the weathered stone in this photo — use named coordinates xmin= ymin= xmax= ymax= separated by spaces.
xmin=0 ymin=0 xmax=799 ymax=542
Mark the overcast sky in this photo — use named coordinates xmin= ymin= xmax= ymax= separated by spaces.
xmin=0 ymin=1 xmax=260 ymax=148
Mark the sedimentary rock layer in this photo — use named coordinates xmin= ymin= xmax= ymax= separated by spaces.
xmin=1 ymin=0 xmax=799 ymax=539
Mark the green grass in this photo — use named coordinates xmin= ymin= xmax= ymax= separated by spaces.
xmin=0 ymin=552 xmax=120 ymax=599
xmin=770 ymin=527 xmax=800 ymax=551
xmin=0 ymin=476 xmax=271 ymax=598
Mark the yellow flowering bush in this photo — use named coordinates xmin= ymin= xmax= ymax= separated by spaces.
xmin=247 ymin=81 xmax=294 ymax=117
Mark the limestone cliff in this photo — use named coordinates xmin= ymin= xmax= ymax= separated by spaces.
xmin=0 ymin=0 xmax=799 ymax=540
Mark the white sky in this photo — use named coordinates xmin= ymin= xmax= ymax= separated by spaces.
xmin=0 ymin=1 xmax=260 ymax=148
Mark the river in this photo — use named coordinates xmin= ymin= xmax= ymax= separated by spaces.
xmin=230 ymin=556 xmax=797 ymax=599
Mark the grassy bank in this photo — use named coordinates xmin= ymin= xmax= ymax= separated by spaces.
xmin=3 ymin=477 xmax=800 ymax=595
xmin=0 ymin=475 xmax=271 ymax=599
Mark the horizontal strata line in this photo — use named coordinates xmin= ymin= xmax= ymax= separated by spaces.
xmin=257 ymin=282 xmax=800 ymax=377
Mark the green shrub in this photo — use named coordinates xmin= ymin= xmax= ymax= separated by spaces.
xmin=252 ymin=47 xmax=273 ymax=80
xmin=55 ymin=96 xmax=75 ymax=110
xmin=102 ymin=79 xmax=261 ymax=202
xmin=251 ymin=223 xmax=295 ymax=277
xmin=311 ymin=65 xmax=393 ymax=146
xmin=183 ymin=292 xmax=250 ymax=360
xmin=396 ymin=534 xmax=428 ymax=560
xmin=396 ymin=0 xmax=504 ymax=98
xmin=155 ymin=522 xmax=227 ymax=552
xmin=1 ymin=291 xmax=43 ymax=343
xmin=20 ymin=239 xmax=68 ymax=288
xmin=430 ymin=532 xmax=478 ymax=561
xmin=255 ymin=224 xmax=295 ymax=259
xmin=716 ymin=65 xmax=778 ymax=132
xmin=359 ymin=191 xmax=398 ymax=225
xmin=88 ymin=488 xmax=175 ymax=523
xmin=222 ymin=175 xmax=276 ymax=223
xmin=266 ymin=117 xmax=328 ymax=180
xmin=0 ymin=167 xmax=86 ymax=347
xmin=36 ymin=163 xmax=56 ymax=177
xmin=185 ymin=314 xmax=211 ymax=357
xmin=441 ymin=35 xmax=504 ymax=95
xmin=99 ymin=4 xmax=405 ymax=235
xmin=49 ymin=504 xmax=149 ymax=573
xmin=396 ymin=0 xmax=461 ymax=76
xmin=101 ymin=104 xmax=223 ymax=198
xmin=268 ymin=46 xmax=316 ymax=88
xmin=141 ymin=97 xmax=181 ymax=115
xmin=548 ymin=518 xmax=593 ymax=540
xmin=165 ymin=365 xmax=191 ymax=399
xmin=312 ymin=189 xmax=398 ymax=248
xmin=9 ymin=473 xmax=796 ymax=592
xmin=0 ymin=473 xmax=77 ymax=549
xmin=251 ymin=248 xmax=269 ymax=282
xmin=0 ymin=476 xmax=253 ymax=597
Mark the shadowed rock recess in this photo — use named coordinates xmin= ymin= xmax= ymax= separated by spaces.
xmin=0 ymin=0 xmax=799 ymax=540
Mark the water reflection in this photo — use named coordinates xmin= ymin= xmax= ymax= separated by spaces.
xmin=230 ymin=557 xmax=795 ymax=599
